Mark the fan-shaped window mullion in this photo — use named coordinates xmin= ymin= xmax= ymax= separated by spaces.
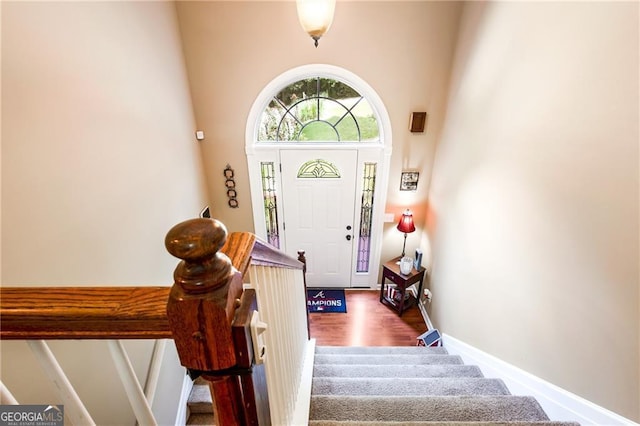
xmin=299 ymin=121 xmax=341 ymax=142
xmin=262 ymin=77 xmax=378 ymax=142
xmin=283 ymin=100 xmax=305 ymax=127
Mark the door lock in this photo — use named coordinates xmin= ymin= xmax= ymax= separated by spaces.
xmin=346 ymin=225 xmax=352 ymax=230
xmin=346 ymin=235 xmax=352 ymax=241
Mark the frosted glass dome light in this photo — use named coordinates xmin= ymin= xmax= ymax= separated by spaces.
xmin=296 ymin=0 xmax=336 ymax=47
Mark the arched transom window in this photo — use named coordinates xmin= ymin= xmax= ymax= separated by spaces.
xmin=258 ymin=77 xmax=379 ymax=142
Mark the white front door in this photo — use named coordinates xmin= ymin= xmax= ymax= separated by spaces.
xmin=280 ymin=149 xmax=358 ymax=288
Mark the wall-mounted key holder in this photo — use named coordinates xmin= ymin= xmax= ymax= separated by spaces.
xmin=224 ymin=165 xmax=239 ymax=208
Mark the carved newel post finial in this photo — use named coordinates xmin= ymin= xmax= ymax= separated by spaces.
xmin=165 ymin=218 xmax=232 ymax=292
xmin=165 ymin=218 xmax=239 ymax=372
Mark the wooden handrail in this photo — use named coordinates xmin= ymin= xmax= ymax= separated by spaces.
xmin=0 ymin=229 xmax=302 ymax=341
xmin=0 ymin=286 xmax=172 ymax=340
xmin=251 ymin=238 xmax=304 ymax=270
xmin=1 ymin=217 xmax=307 ymax=426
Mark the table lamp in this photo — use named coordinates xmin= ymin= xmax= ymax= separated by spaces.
xmin=397 ymin=209 xmax=416 ymax=257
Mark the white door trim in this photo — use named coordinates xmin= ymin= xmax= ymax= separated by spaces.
xmin=245 ymin=64 xmax=392 ymax=288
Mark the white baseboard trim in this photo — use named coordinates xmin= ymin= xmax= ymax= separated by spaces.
xmin=416 ymin=295 xmax=434 ymax=331
xmin=175 ymin=372 xmax=193 ymax=426
xmin=442 ymin=334 xmax=638 ymax=426
xmin=292 ymin=338 xmax=316 ymax=426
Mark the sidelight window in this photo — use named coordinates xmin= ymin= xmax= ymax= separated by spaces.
xmin=356 ymin=163 xmax=377 ymax=272
xmin=260 ymin=162 xmax=280 ymax=248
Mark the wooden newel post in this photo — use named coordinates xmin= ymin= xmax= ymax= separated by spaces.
xmin=165 ymin=218 xmax=246 ymax=424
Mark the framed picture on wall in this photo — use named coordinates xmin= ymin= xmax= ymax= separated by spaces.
xmin=400 ymin=171 xmax=419 ymax=191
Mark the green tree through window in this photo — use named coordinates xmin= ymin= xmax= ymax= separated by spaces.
xmin=258 ymin=77 xmax=379 ymax=142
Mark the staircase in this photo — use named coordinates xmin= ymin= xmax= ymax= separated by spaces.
xmin=186 ymin=377 xmax=216 ymax=425
xmin=186 ymin=345 xmax=581 ymax=425
xmin=308 ymin=345 xmax=580 ymax=426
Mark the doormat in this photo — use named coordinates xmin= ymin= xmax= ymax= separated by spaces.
xmin=307 ymin=289 xmax=347 ymax=313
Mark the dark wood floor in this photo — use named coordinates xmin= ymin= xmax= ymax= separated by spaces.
xmin=308 ymin=289 xmax=427 ymax=346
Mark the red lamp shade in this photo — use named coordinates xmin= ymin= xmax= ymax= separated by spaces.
xmin=397 ymin=209 xmax=415 ymax=258
xmin=397 ymin=210 xmax=416 ymax=234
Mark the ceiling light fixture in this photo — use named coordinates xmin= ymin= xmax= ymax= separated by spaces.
xmin=296 ymin=0 xmax=336 ymax=48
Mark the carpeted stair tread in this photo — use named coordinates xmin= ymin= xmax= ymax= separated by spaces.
xmin=185 ymin=413 xmax=214 ymax=425
xmin=308 ymin=421 xmax=581 ymax=426
xmin=186 ymin=382 xmax=213 ymax=414
xmin=310 ymin=395 xmax=550 ymax=422
xmin=311 ymin=377 xmax=510 ymax=396
xmin=316 ymin=346 xmax=449 ymax=355
xmin=314 ymin=353 xmax=463 ymax=365
xmin=313 ymin=364 xmax=485 ymax=378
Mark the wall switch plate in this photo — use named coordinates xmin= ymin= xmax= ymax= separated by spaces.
xmin=383 ymin=212 xmax=395 ymax=223
xmin=195 ymin=130 xmax=205 ymax=140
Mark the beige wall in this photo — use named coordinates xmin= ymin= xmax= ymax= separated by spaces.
xmin=175 ymin=1 xmax=462 ymax=267
xmin=428 ymin=1 xmax=639 ymax=421
xmin=4 ymin=0 xmax=636 ymax=422
xmin=1 ymin=1 xmax=206 ymax=424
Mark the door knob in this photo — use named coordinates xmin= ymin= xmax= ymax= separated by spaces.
xmin=346 ymin=235 xmax=352 ymax=241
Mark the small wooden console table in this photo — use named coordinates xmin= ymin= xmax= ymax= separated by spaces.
xmin=379 ymin=257 xmax=426 ymax=316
